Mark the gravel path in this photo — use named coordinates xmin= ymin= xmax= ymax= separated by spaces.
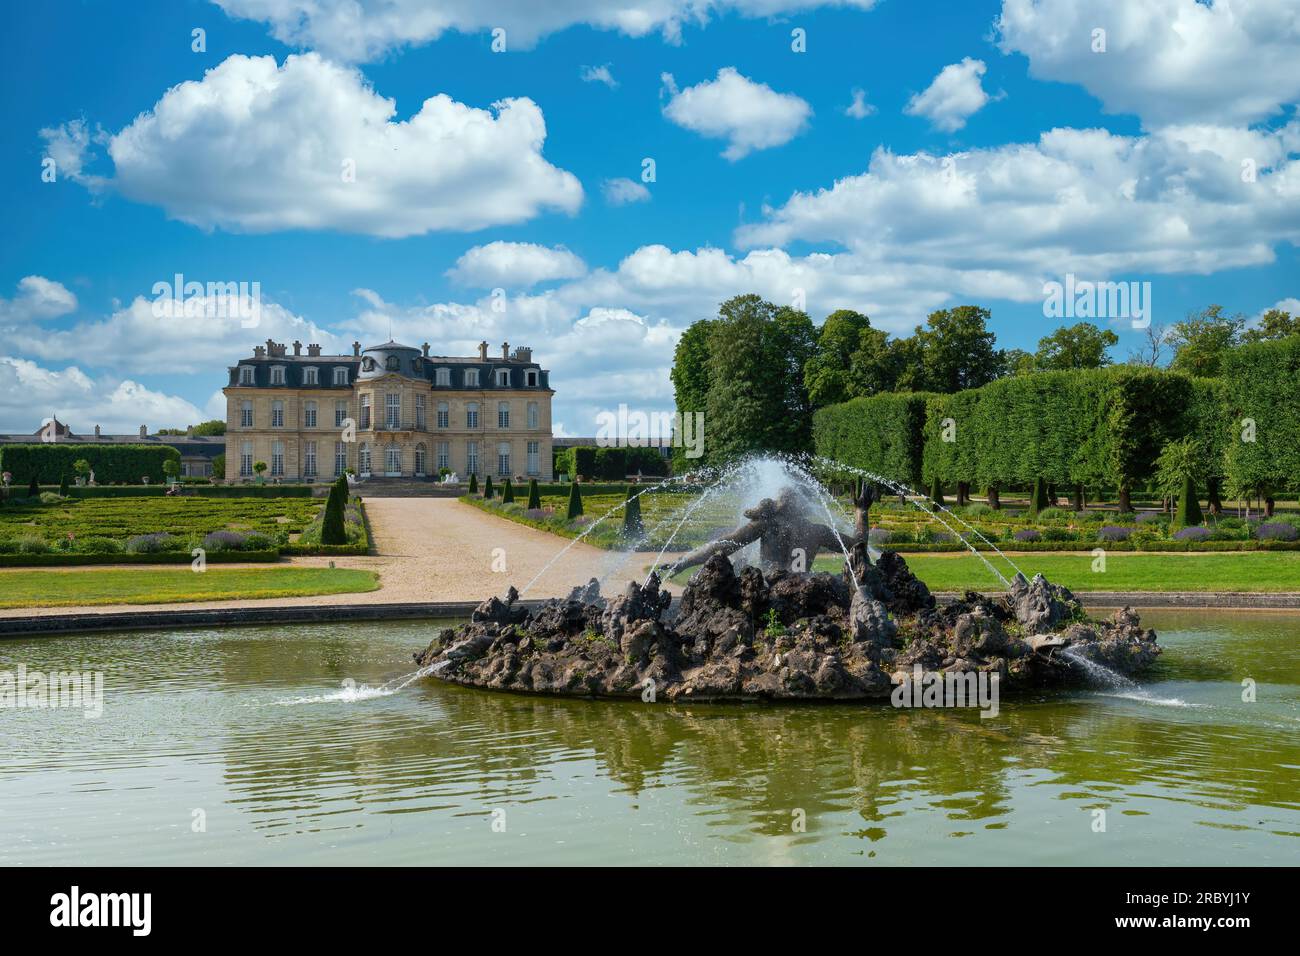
xmin=0 ymin=498 xmax=669 ymax=617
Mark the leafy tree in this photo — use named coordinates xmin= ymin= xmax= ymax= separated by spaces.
xmin=566 ymin=480 xmax=583 ymax=519
xmin=321 ymin=477 xmax=348 ymax=544
xmin=912 ymin=305 xmax=1003 ymax=393
xmin=526 ymin=478 xmax=540 ymax=510
xmin=253 ymin=461 xmax=267 ymax=484
xmin=1169 ymin=305 xmax=1245 ymax=377
xmin=1033 ymin=322 xmax=1118 ymax=370
xmin=192 ymin=419 xmax=226 ymax=436
xmin=848 ymin=326 xmax=903 ymax=396
xmin=804 ymin=310 xmax=872 ymax=407
xmin=162 ymin=459 xmax=180 ymax=482
xmin=1028 ymin=477 xmax=1051 ymax=517
xmin=211 ymin=454 xmax=225 ymax=477
xmin=670 ymin=319 xmax=715 ymax=470
xmin=1155 ymin=437 xmax=1204 ymax=528
xmin=1241 ymin=308 xmax=1298 ymax=344
xmin=1127 ymin=322 xmax=1170 ymax=367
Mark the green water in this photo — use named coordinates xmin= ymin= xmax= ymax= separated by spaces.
xmin=0 ymin=611 xmax=1296 ymax=865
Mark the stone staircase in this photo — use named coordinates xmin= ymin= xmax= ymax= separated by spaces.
xmin=350 ymin=479 xmax=466 ymax=498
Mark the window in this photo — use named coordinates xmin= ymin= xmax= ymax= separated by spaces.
xmin=466 ymin=403 xmax=479 ymax=429
xmin=304 ymin=441 xmax=317 ymax=477
xmin=526 ymin=370 xmax=538 ymax=387
xmin=527 ymin=441 xmax=540 ymax=476
xmin=240 ymin=400 xmax=253 ymax=428
xmin=437 ymin=402 xmax=449 ymax=429
xmin=240 ymin=441 xmax=253 ymax=477
xmin=415 ymin=443 xmax=427 ymax=476
xmin=239 ymin=366 xmax=255 ymax=385
xmin=415 ymin=395 xmax=426 ymax=430
xmin=333 ymin=366 xmax=348 ymax=386
xmin=304 ymin=367 xmax=319 ymax=386
xmin=412 ymin=358 xmax=422 ymax=374
xmin=271 ymin=400 xmax=284 ymax=428
xmin=436 ymin=368 xmax=450 ymax=386
xmin=464 ymin=368 xmax=479 ymax=387
xmin=527 ymin=401 xmax=539 ymax=429
xmin=362 ymin=357 xmax=377 ymax=372
xmin=497 ymin=442 xmax=511 ymax=477
xmin=304 ymin=401 xmax=317 ymax=428
xmin=359 ymin=443 xmax=371 ymax=475
xmin=437 ymin=441 xmax=449 ymax=471
xmin=466 ymin=441 xmax=479 ymax=475
xmin=496 ymin=369 xmax=510 ymax=387
xmin=360 ymin=394 xmax=371 ymax=429
xmin=334 ymin=441 xmax=346 ymax=477
xmin=270 ymin=366 xmax=285 ymax=385
xmin=497 ymin=402 xmax=509 ymax=429
xmin=335 ymin=400 xmax=348 ymax=428
xmin=385 ymin=355 xmax=400 ymax=371
xmin=271 ymin=441 xmax=284 ymax=476
xmin=385 ymin=393 xmax=400 ymax=429
xmin=385 ymin=444 xmax=401 ymax=475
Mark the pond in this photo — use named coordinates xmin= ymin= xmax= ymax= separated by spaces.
xmin=1 ymin=611 xmax=1296 ymax=865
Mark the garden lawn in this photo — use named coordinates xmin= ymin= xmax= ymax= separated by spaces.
xmin=0 ymin=566 xmax=378 ymax=608
xmin=810 ymin=551 xmax=1300 ymax=592
xmin=0 ymin=496 xmax=322 ymax=542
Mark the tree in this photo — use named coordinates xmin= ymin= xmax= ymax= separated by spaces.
xmin=670 ymin=319 xmax=715 ymax=470
xmin=526 ymin=478 xmax=540 ymax=510
xmin=211 ymin=454 xmax=225 ymax=477
xmin=321 ymin=477 xmax=348 ymax=544
xmin=1028 ymin=477 xmax=1051 ymax=517
xmin=929 ymin=475 xmax=944 ymax=507
xmin=1242 ymin=308 xmax=1298 ymax=344
xmin=1127 ymin=322 xmax=1169 ymax=367
xmin=192 ymin=419 xmax=226 ymax=436
xmin=912 ymin=305 xmax=1003 ymax=393
xmin=848 ymin=326 xmax=902 ymax=396
xmin=253 ymin=461 xmax=267 ymax=483
xmin=73 ymin=459 xmax=91 ymax=479
xmin=162 ymin=459 xmax=180 ymax=483
xmin=1168 ymin=305 xmax=1245 ymax=377
xmin=1155 ymin=437 xmax=1204 ymax=528
xmin=702 ymin=295 xmax=816 ymax=462
xmin=804 ymin=310 xmax=871 ymax=407
xmin=566 ymin=480 xmax=583 ymax=519
xmin=1033 ymin=322 xmax=1118 ymax=370
xmin=622 ymin=485 xmax=643 ymax=538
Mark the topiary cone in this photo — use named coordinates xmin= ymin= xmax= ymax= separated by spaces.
xmin=526 ymin=478 xmax=540 ymax=510
xmin=321 ymin=476 xmax=348 ymax=544
xmin=1173 ymin=475 xmax=1203 ymax=529
xmin=929 ymin=476 xmax=944 ymax=508
xmin=468 ymin=473 xmax=478 ymax=494
xmin=622 ymin=484 xmax=643 ymax=537
xmin=566 ymin=480 xmax=583 ymax=519
xmin=483 ymin=475 xmax=494 ymax=499
xmin=502 ymin=478 xmax=514 ymax=504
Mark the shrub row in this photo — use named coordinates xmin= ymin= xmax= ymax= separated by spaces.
xmin=0 ymin=444 xmax=180 ymax=485
xmin=0 ymin=549 xmax=280 ymax=567
xmin=555 ymin=446 xmax=670 ymax=480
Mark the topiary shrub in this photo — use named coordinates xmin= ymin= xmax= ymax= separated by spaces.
xmin=526 ymin=478 xmax=540 ymax=510
xmin=622 ymin=485 xmax=643 ymax=538
xmin=468 ymin=473 xmax=478 ymax=494
xmin=566 ymin=480 xmax=583 ymax=519
xmin=483 ymin=475 xmax=494 ymax=500
xmin=501 ymin=478 xmax=515 ymax=504
xmin=321 ymin=477 xmax=348 ymax=545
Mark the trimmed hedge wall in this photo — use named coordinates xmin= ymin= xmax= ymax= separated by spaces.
xmin=0 ymin=444 xmax=180 ymax=485
xmin=557 ymin=446 xmax=670 ymax=479
xmin=1222 ymin=336 xmax=1300 ymax=496
xmin=0 ymin=549 xmax=281 ymax=567
xmin=812 ymin=392 xmax=934 ymax=487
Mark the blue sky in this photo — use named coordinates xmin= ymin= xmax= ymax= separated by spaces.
xmin=2 ymin=0 xmax=1297 ymax=435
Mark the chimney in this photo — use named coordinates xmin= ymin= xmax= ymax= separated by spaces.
xmin=478 ymin=341 xmax=489 ymax=361
xmin=293 ymin=340 xmax=302 ymax=356
xmin=352 ymin=341 xmax=361 ymax=357
xmin=94 ymin=424 xmax=101 ymax=438
xmin=307 ymin=343 xmax=321 ymax=357
xmin=422 ymin=342 xmax=430 ymax=358
xmin=501 ymin=341 xmax=510 ymax=360
xmin=139 ymin=425 xmax=148 ymax=438
xmin=254 ymin=345 xmax=266 ymax=358
xmin=513 ymin=346 xmax=532 ymax=363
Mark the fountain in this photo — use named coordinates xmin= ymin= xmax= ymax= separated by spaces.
xmin=415 ymin=455 xmax=1162 ymax=702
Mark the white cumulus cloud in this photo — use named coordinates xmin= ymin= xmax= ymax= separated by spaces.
xmin=661 ymin=67 xmax=812 ymax=160
xmin=904 ymin=57 xmax=992 ymax=132
xmin=89 ymin=53 xmax=581 ymax=237
xmin=447 ymin=241 xmax=587 ymax=288
xmin=0 ymin=276 xmax=78 ymax=324
xmin=602 ymin=177 xmax=651 ymax=205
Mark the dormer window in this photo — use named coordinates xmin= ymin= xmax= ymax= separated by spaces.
xmin=385 ymin=355 xmax=400 ymax=371
xmin=362 ymin=357 xmax=377 ymax=372
xmin=495 ymin=369 xmax=510 ymax=387
xmin=304 ymin=367 xmax=319 ymax=385
xmin=525 ymin=370 xmax=538 ymax=387
xmin=270 ymin=366 xmax=286 ymax=385
xmin=333 ymin=367 xmax=348 ymax=385
xmin=239 ymin=366 xmax=255 ymax=385
xmin=412 ymin=358 xmax=423 ymax=373
xmin=464 ymin=368 xmax=479 ymax=387
xmin=436 ymin=368 xmax=450 ymax=386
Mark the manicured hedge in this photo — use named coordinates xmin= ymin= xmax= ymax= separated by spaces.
xmin=882 ymin=539 xmax=1300 ymax=553
xmin=812 ymin=392 xmax=934 ymax=487
xmin=561 ymin=446 xmax=669 ymax=479
xmin=55 ymin=485 xmax=314 ymax=498
xmin=1222 ymin=336 xmax=1300 ymax=496
xmin=0 ymin=444 xmax=179 ymax=485
xmin=0 ymin=549 xmax=281 ymax=567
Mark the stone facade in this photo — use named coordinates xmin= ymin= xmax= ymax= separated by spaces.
xmin=222 ymin=339 xmax=554 ymax=482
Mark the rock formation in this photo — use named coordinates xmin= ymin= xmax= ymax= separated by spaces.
xmin=415 ymin=552 xmax=1161 ymax=703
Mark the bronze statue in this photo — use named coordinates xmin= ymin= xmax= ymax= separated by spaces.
xmin=667 ymin=478 xmax=880 ymax=575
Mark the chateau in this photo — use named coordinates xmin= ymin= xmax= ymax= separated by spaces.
xmin=223 ymin=339 xmax=554 ymax=482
